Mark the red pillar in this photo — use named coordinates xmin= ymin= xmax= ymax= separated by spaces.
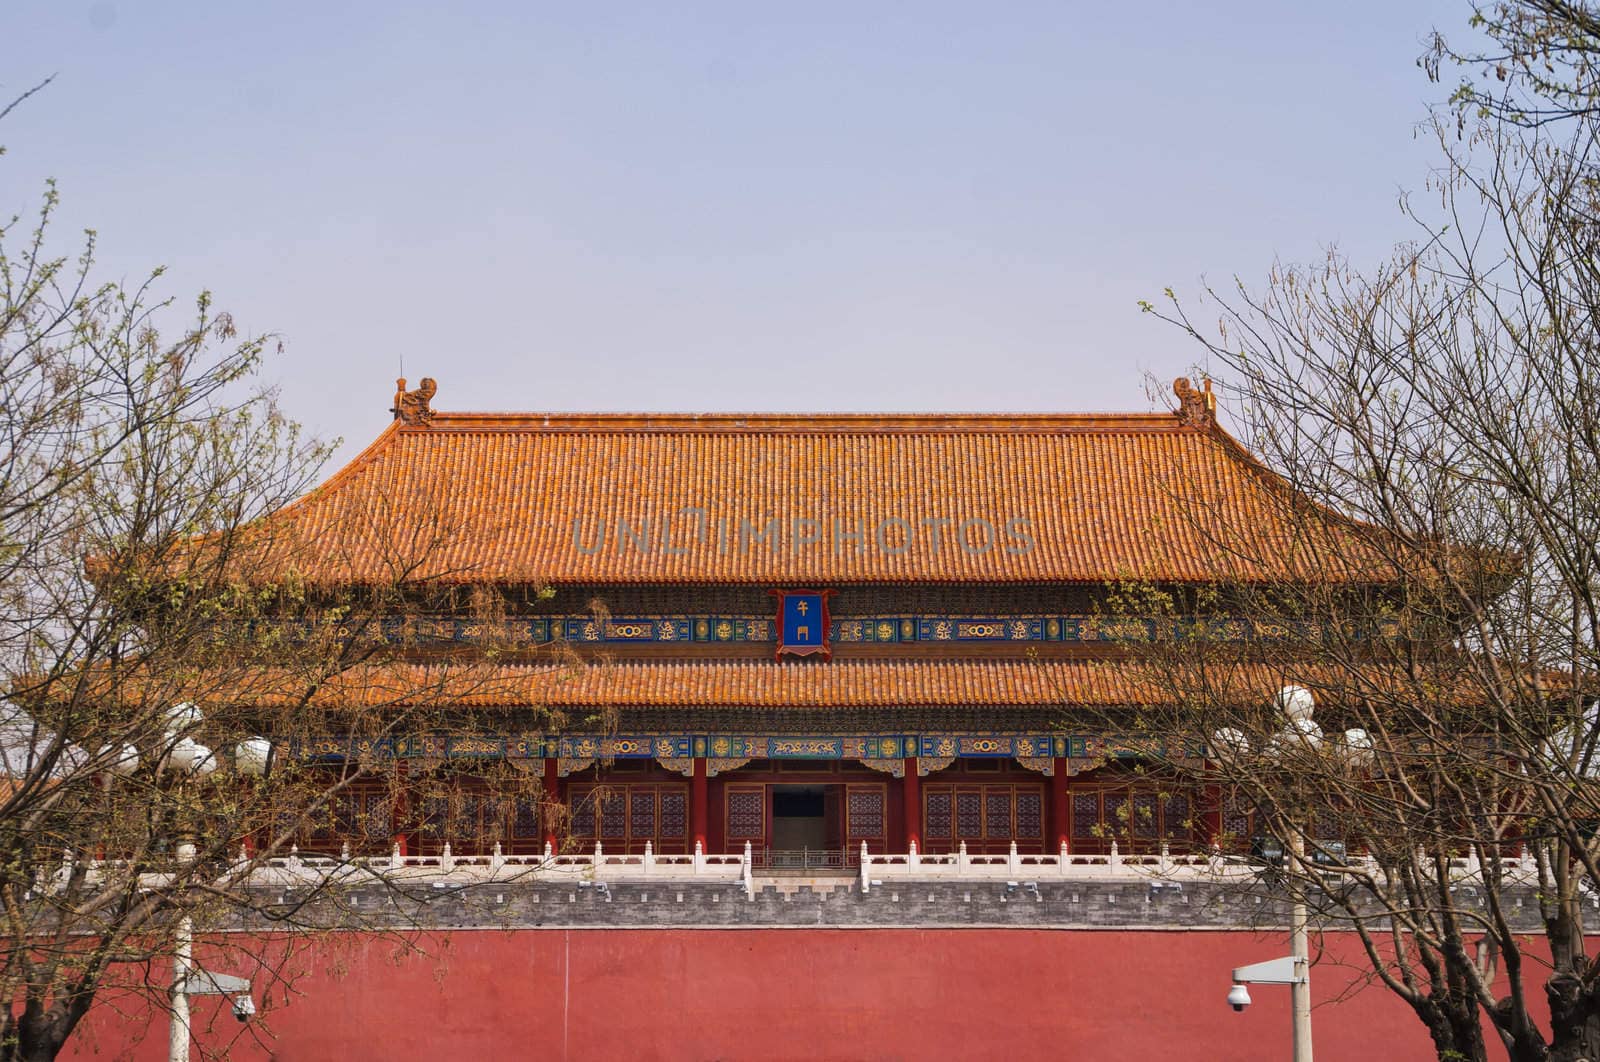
xmin=392 ymin=760 xmax=411 ymax=858
xmin=902 ymin=757 xmax=920 ymax=852
xmin=692 ymin=757 xmax=709 ymax=851
xmin=1204 ymin=783 xmax=1223 ymax=851
xmin=542 ymin=757 xmax=561 ymax=854
xmin=1050 ymin=758 xmax=1069 ymax=853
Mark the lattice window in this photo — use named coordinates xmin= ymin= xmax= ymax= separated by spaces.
xmin=411 ymin=787 xmax=515 ymax=848
xmin=571 ymin=796 xmax=596 ymax=838
xmin=416 ymin=795 xmax=451 ymax=839
xmin=925 ymin=791 xmax=953 ymax=839
xmin=570 ymin=785 xmax=687 ymax=851
xmin=955 ymin=792 xmax=983 ymax=838
xmin=1222 ymin=792 xmax=1252 ymax=846
xmin=331 ymin=792 xmax=359 ymax=837
xmin=630 ymin=790 xmax=657 ymax=839
xmin=660 ymin=791 xmax=686 ymax=837
xmin=457 ymin=794 xmax=484 ymax=844
xmin=1132 ymin=793 xmax=1160 ymax=839
xmin=299 ymin=782 xmax=395 ymax=854
xmin=1104 ymin=793 xmax=1129 ymax=837
xmin=1072 ymin=793 xmax=1099 ymax=839
xmin=847 ymin=790 xmax=885 ymax=838
xmin=927 ymin=785 xmax=1045 ymax=850
xmin=359 ymin=792 xmax=390 ymax=842
xmin=1163 ymin=794 xmax=1192 ymax=841
xmin=1072 ymin=786 xmax=1202 ymax=853
xmin=483 ymin=796 xmax=513 ymax=846
xmin=727 ymin=790 xmax=764 ymax=839
xmin=985 ymin=790 xmax=1012 ymax=838
xmin=512 ymin=796 xmax=540 ymax=839
xmin=1015 ymin=791 xmax=1043 ymax=840
xmin=599 ymin=794 xmax=626 ymax=839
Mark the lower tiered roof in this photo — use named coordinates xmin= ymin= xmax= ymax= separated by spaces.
xmin=217 ymin=658 xmax=1300 ymax=711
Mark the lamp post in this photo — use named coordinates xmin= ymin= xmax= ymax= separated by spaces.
xmin=160 ymin=720 xmax=270 ymax=1062
xmin=168 ymin=838 xmax=199 ymax=1062
xmin=1287 ymin=828 xmax=1312 ymax=1062
xmin=1222 ymin=859 xmax=1313 ymax=1062
xmin=165 ymin=735 xmax=213 ymax=1062
xmin=1279 ymin=686 xmax=1316 ymax=1062
xmin=1214 ymin=685 xmax=1368 ymax=1062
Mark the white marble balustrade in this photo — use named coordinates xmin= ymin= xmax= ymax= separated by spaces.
xmin=855 ymin=841 xmax=1544 ymax=893
xmin=39 ymin=841 xmax=1544 ymax=903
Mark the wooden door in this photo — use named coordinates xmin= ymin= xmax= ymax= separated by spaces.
xmin=724 ymin=784 xmax=767 ymax=856
xmin=823 ymin=785 xmax=843 ymax=851
xmin=844 ymin=782 xmax=887 ymax=861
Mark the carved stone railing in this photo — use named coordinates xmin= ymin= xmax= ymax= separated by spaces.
xmin=52 ymin=840 xmax=754 ymax=900
xmin=854 ymin=841 xmax=1544 ymax=893
xmin=40 ymin=843 xmax=1540 ymax=905
xmin=246 ymin=840 xmax=755 ymax=898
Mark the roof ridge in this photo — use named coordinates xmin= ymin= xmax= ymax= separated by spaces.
xmin=403 ymin=410 xmax=1191 ymax=434
xmin=394 ymin=659 xmax=1058 ymax=671
xmin=512 ymin=660 xmax=1048 ymax=672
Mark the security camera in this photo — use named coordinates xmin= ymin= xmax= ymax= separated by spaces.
xmin=231 ymin=995 xmax=256 ymax=1023
xmin=1227 ymin=984 xmax=1251 ymax=1012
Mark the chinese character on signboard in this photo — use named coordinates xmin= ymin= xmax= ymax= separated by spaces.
xmin=771 ymin=589 xmax=834 ymax=660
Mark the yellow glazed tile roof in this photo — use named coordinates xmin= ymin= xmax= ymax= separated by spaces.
xmin=257 ymin=382 xmax=1384 ymax=586
xmin=93 ymin=657 xmax=1488 ymax=713
xmin=229 ymin=659 xmax=1190 ymax=709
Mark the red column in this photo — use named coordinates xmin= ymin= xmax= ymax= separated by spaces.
xmin=392 ymin=760 xmax=411 ymax=858
xmin=1051 ymin=757 xmax=1069 ymax=853
xmin=542 ymin=757 xmax=561 ymax=854
xmin=692 ymin=757 xmax=709 ymax=851
xmin=1204 ymin=783 xmax=1223 ymax=851
xmin=902 ymin=757 xmax=920 ymax=852
xmin=238 ymin=782 xmax=256 ymax=858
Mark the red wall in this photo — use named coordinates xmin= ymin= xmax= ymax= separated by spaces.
xmin=62 ymin=929 xmax=1444 ymax=1061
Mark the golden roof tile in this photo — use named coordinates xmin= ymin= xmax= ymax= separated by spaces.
xmin=254 ymin=380 xmax=1383 ymax=586
xmin=238 ymin=659 xmax=1168 ymax=709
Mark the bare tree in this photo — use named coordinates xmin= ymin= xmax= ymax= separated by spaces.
xmin=0 ymin=97 xmax=587 ymax=1061
xmin=1102 ymin=86 xmax=1600 ymax=1060
xmin=1428 ymin=1 xmax=1600 ymax=126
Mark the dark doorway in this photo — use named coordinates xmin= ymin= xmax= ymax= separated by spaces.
xmin=772 ymin=786 xmax=825 ymax=819
xmin=768 ymin=784 xmax=840 ymax=866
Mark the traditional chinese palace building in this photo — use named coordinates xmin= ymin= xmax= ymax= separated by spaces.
xmin=262 ymin=376 xmax=1347 ymax=867
xmin=63 ymin=376 xmax=1476 ymax=1062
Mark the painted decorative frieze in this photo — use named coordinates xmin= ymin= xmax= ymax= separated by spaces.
xmin=288 ymin=732 xmax=1205 ymax=766
xmin=252 ymin=612 xmax=1395 ymax=647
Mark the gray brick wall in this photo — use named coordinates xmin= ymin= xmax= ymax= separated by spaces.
xmin=234 ymin=878 xmax=1554 ymax=933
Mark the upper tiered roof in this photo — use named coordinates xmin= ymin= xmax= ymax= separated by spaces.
xmin=255 ymin=377 xmax=1382 ymax=587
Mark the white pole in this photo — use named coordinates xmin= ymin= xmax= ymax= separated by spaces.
xmin=1289 ymin=828 xmax=1313 ymax=1062
xmin=168 ymin=840 xmax=196 ymax=1062
xmin=168 ymin=911 xmax=191 ymax=1062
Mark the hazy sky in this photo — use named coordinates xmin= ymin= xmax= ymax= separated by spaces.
xmin=2 ymin=1 xmax=1468 ymax=464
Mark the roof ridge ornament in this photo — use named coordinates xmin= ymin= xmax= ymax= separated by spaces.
xmin=392 ymin=376 xmax=438 ymax=426
xmin=1173 ymin=376 xmax=1216 ymax=428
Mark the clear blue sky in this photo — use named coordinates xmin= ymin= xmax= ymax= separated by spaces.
xmin=2 ymin=1 xmax=1468 ymax=464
